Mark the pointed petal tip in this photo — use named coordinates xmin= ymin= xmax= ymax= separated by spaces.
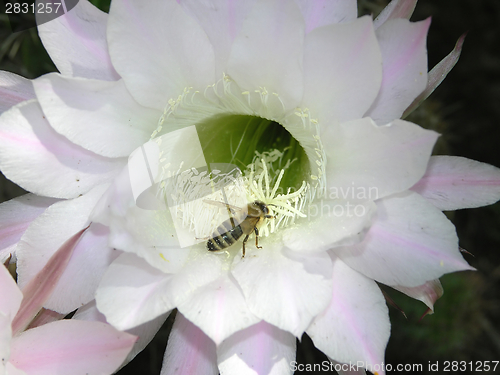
xmin=403 ymin=32 xmax=466 ymax=118
xmin=12 ymin=225 xmax=90 ymax=334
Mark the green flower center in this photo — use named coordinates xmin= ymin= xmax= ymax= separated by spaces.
xmin=195 ymin=114 xmax=310 ymax=192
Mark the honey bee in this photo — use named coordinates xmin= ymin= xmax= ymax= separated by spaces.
xmin=206 ymin=200 xmax=274 ymax=257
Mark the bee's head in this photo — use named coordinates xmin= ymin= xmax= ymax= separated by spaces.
xmin=252 ymin=200 xmax=268 ymax=214
xmin=252 ymin=200 xmax=277 ymax=219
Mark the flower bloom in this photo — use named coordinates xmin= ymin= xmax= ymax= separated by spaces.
xmin=0 ymin=0 xmax=500 ymax=374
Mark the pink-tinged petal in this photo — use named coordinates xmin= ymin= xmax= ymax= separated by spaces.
xmin=33 ymin=75 xmax=160 ymax=158
xmin=96 ymin=253 xmax=175 ymax=331
xmin=307 ymin=257 xmax=389 ymax=373
xmin=38 ymin=0 xmax=119 ymax=81
xmin=107 ymin=0 xmax=215 ymax=110
xmin=161 ymin=312 xmax=218 ymax=375
xmin=411 ymin=156 xmax=500 ymax=210
xmin=333 ymin=191 xmax=474 ymax=287
xmin=12 ymin=226 xmax=88 ymax=335
xmin=0 ymin=71 xmax=35 ymax=114
xmin=0 ymin=100 xmax=125 ymax=199
xmin=302 ymin=16 xmax=382 ymax=124
xmin=16 ymin=185 xmax=113 ymax=313
xmin=392 ymin=279 xmax=443 ymax=312
xmin=10 ymin=320 xmax=136 ymax=375
xmin=294 ymin=0 xmax=357 ymax=33
xmin=0 ymin=194 xmax=59 ymax=263
xmin=74 ymin=300 xmax=169 ymax=366
xmin=26 ymin=308 xmax=64 ymax=330
xmin=283 ymin=200 xmax=376 ymax=253
xmin=178 ymin=273 xmax=260 ymax=345
xmin=179 ymin=0 xmax=257 ymax=79
xmin=373 ymin=0 xmax=417 ymax=29
xmin=325 ymin=118 xmax=438 ymax=200
xmin=365 ymin=18 xmax=430 ymax=125
xmin=403 ymin=34 xmax=466 ymax=118
xmin=218 ymin=321 xmax=296 ymax=375
xmin=0 ymin=264 xmax=22 ymax=318
xmin=45 ymin=223 xmax=119 ymax=312
xmin=227 ymin=0 xmax=304 ymax=111
xmin=232 ymin=243 xmax=333 ymax=337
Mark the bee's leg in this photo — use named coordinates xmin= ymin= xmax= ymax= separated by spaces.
xmin=254 ymin=228 xmax=262 ymax=249
xmin=242 ymin=234 xmax=250 ymax=258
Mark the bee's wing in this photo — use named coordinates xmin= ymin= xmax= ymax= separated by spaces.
xmin=202 ymin=199 xmax=244 ymax=215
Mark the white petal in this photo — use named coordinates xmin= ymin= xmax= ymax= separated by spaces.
xmin=5 ymin=361 xmax=27 ymax=375
xmin=392 ymin=279 xmax=443 ymax=312
xmin=34 ymin=75 xmax=160 ymax=158
xmin=161 ymin=312 xmax=218 ymax=375
xmin=302 ymin=16 xmax=381 ymax=124
xmin=96 ymin=253 xmax=175 ymax=331
xmin=180 ymin=0 xmax=257 ymax=79
xmin=307 ymin=256 xmax=389 ymax=371
xmin=92 ymin=166 xmax=190 ymax=275
xmin=97 ymin=248 xmax=223 ymax=330
xmin=335 ymin=361 xmax=367 ymax=375
xmin=1 ymin=312 xmax=14 ymax=370
xmin=325 ymin=118 xmax=438 ymax=200
xmin=232 ymin=243 xmax=333 ymax=337
xmin=373 ymin=0 xmax=417 ymax=29
xmin=178 ymin=272 xmax=260 ymax=345
xmin=0 ymin=263 xmax=22 ymax=318
xmin=0 ymin=194 xmax=58 ymax=263
xmin=90 ymin=165 xmax=134 ymax=225
xmin=403 ymin=34 xmax=466 ymax=118
xmin=218 ymin=321 xmax=296 ymax=375
xmin=107 ymin=206 xmax=187 ymax=274
xmin=227 ymin=0 xmax=304 ymax=111
xmin=411 ymin=156 xmax=500 ymax=210
xmin=38 ymin=0 xmax=119 ymax=81
xmin=107 ymin=0 xmax=215 ymax=110
xmin=294 ymin=0 xmax=357 ymax=32
xmin=283 ymin=200 xmax=376 ymax=252
xmin=0 ymin=71 xmax=35 ymax=114
xmin=16 ymin=185 xmax=113 ymax=313
xmin=0 ymin=100 xmax=125 ymax=199
xmin=333 ymin=191 xmax=473 ymax=287
xmin=365 ymin=18 xmax=430 ymax=125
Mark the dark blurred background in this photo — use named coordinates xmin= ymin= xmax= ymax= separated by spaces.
xmin=1 ymin=0 xmax=499 ymax=374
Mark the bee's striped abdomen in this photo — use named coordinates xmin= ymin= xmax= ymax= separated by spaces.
xmin=207 ymin=218 xmax=244 ymax=251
